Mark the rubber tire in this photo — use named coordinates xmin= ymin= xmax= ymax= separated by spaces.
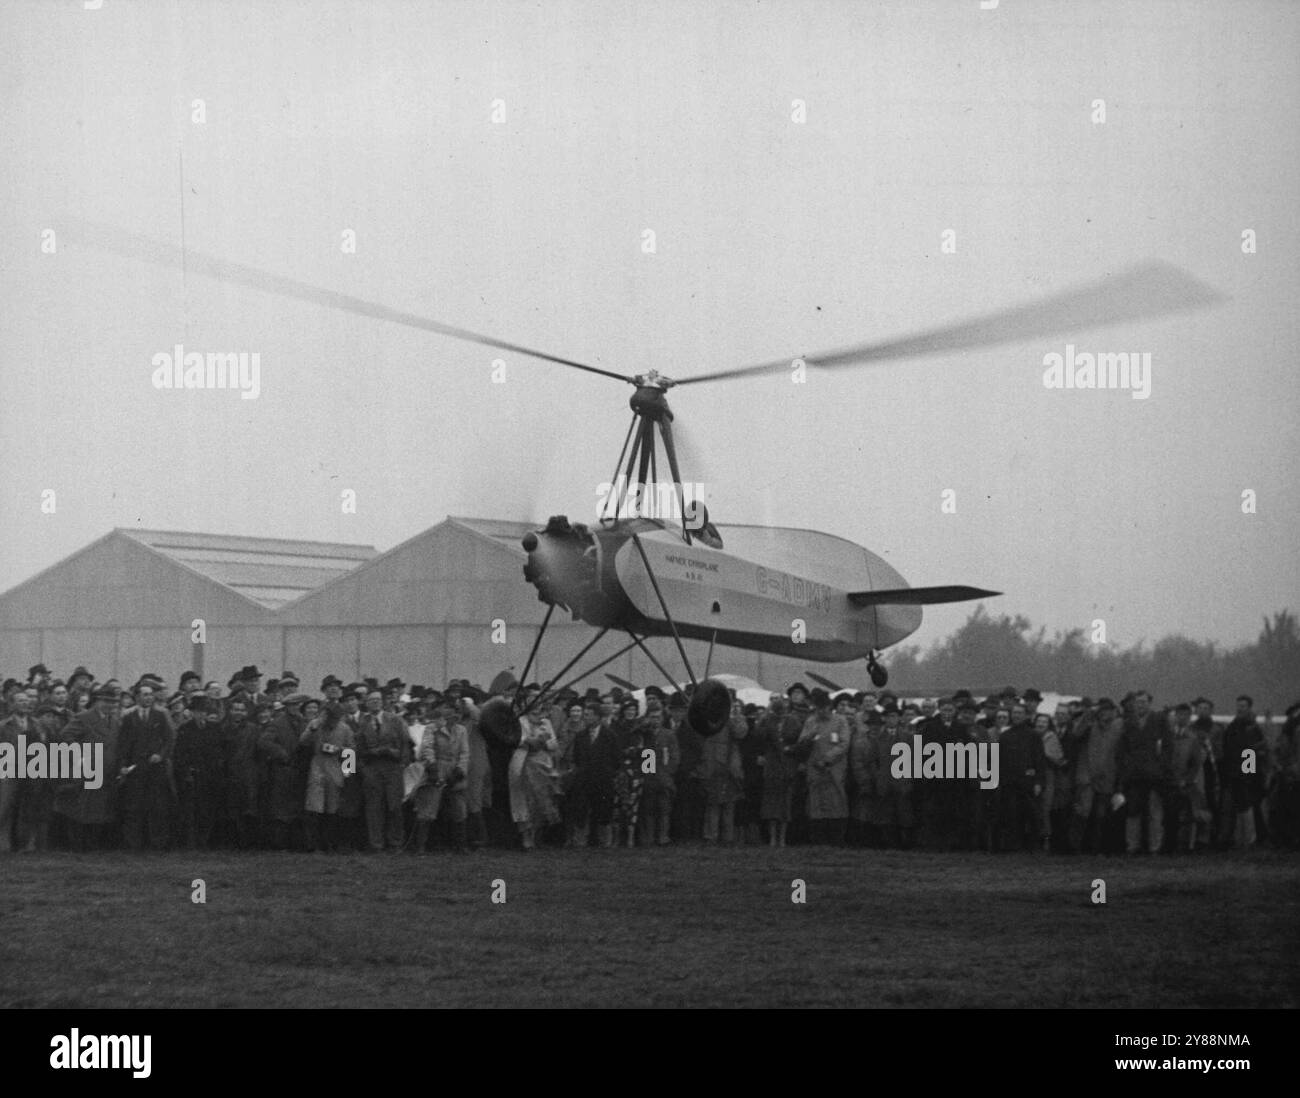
xmin=688 ymin=678 xmax=733 ymax=738
xmin=477 ymin=697 xmax=522 ymax=750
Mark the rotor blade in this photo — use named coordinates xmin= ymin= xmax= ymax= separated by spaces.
xmin=675 ymin=260 xmax=1224 ymax=386
xmin=62 ymin=218 xmax=635 ymax=385
xmin=848 ymin=585 xmax=1001 ymax=607
xmin=605 ymin=673 xmax=638 ymax=691
xmin=805 ymin=671 xmax=843 ymax=691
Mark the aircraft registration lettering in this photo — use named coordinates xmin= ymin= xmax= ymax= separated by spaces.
xmin=755 ymin=565 xmax=832 ymax=613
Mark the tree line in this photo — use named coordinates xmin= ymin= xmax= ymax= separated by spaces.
xmin=885 ymin=607 xmax=1300 ymax=714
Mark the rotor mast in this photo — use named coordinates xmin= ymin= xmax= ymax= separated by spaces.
xmin=599 ymin=370 xmax=695 ymax=544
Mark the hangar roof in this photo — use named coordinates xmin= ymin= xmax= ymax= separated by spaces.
xmin=121 ymin=529 xmax=378 ymax=610
xmin=449 ymin=517 xmax=535 ymax=555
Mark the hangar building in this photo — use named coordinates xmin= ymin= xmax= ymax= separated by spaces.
xmin=0 ymin=518 xmax=870 ymax=695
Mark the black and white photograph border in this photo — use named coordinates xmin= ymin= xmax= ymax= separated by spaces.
xmin=1 ymin=0 xmax=1297 ymax=1040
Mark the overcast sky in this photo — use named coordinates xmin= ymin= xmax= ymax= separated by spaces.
xmin=1 ymin=0 xmax=1296 ymax=655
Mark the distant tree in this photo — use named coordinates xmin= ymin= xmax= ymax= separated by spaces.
xmin=887 ymin=606 xmax=1300 ymax=712
xmin=1256 ymin=610 xmax=1300 ymax=710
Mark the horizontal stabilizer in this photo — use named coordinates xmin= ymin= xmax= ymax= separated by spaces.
xmin=848 ymin=585 xmax=1001 ymax=607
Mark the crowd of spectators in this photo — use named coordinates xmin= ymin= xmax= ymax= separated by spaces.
xmin=2 ymin=661 xmax=1297 ymax=856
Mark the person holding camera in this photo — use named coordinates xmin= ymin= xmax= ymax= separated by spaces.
xmin=300 ymin=702 xmax=354 ymax=852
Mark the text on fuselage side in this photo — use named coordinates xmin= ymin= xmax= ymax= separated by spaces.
xmin=755 ymin=565 xmax=833 ymax=613
xmin=664 ymin=554 xmax=719 ymax=573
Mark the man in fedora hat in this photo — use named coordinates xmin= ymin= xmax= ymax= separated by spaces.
xmin=571 ymin=694 xmax=622 ymax=848
xmin=258 ymin=692 xmax=309 ymax=849
xmin=117 ymin=681 xmax=176 ymax=851
xmin=174 ymin=696 xmax=225 ymax=850
xmin=237 ymin=666 xmax=269 ymax=710
xmin=358 ymin=689 xmax=410 ymax=852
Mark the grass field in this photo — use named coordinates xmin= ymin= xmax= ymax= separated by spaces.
xmin=1 ymin=846 xmax=1296 ymax=1008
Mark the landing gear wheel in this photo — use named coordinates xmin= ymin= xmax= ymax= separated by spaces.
xmin=688 ymin=678 xmax=732 ymax=737
xmin=867 ymin=653 xmax=888 ymax=688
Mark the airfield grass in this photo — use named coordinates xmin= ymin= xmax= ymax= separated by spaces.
xmin=1 ymin=845 xmax=1296 ymax=1009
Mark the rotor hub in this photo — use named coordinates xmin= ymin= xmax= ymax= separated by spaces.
xmin=631 ymin=368 xmax=675 ymax=391
xmin=629 ymin=382 xmax=673 ymax=422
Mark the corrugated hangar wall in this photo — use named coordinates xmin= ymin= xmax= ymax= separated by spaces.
xmin=0 ymin=519 xmax=876 ymax=695
xmin=0 ymin=530 xmax=285 ymax=682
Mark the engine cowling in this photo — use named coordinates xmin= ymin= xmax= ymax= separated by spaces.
xmin=522 ymin=515 xmax=604 ymax=621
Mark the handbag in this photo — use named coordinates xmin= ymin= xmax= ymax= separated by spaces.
xmin=402 ymin=761 xmax=428 ymax=802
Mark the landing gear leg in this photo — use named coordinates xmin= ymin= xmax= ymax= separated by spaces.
xmin=867 ymin=651 xmax=888 ymax=688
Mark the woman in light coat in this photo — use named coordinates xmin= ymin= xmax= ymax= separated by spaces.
xmin=509 ymin=711 xmax=560 ymax=849
xmin=413 ymin=706 xmax=470 ymax=852
xmin=300 ymin=703 xmax=354 ymax=852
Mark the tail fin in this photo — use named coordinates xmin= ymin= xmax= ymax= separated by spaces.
xmin=848 ymin=585 xmax=1000 ymax=607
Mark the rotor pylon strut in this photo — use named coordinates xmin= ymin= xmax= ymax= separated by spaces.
xmin=598 ymin=382 xmax=695 ymax=545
